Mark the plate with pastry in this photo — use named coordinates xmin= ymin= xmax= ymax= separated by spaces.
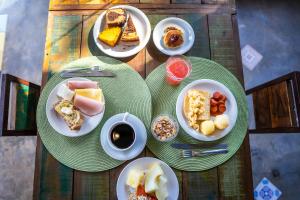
xmin=46 ymin=77 xmax=105 ymax=137
xmin=153 ymin=17 xmax=195 ymax=56
xmin=176 ymin=79 xmax=238 ymax=141
xmin=93 ymin=5 xmax=151 ymax=58
xmin=117 ymin=157 xmax=179 ymax=200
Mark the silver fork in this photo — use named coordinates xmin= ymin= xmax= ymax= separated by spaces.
xmin=182 ymin=149 xmax=228 ymax=158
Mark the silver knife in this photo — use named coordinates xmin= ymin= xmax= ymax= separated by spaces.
xmin=60 ymin=70 xmax=116 ymax=78
xmin=171 ymin=143 xmax=228 ymax=150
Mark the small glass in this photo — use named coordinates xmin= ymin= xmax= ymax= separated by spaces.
xmin=151 ymin=114 xmax=179 ymax=142
xmin=165 ymin=55 xmax=192 ymax=86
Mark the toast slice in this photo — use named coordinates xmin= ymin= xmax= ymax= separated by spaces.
xmin=54 ymin=100 xmax=84 ymax=130
xmin=119 ymin=15 xmax=140 ymax=46
xmin=106 ymin=8 xmax=127 ymax=27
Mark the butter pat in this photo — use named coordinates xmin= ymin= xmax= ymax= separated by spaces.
xmin=61 ymin=107 xmax=73 ymax=115
xmin=57 ymin=84 xmax=75 ymax=101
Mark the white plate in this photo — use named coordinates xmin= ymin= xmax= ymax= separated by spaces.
xmin=176 ymin=79 xmax=238 ymax=141
xmin=100 ymin=113 xmax=147 ymax=161
xmin=153 ymin=17 xmax=195 ymax=56
xmin=117 ymin=157 xmax=179 ymax=200
xmin=93 ymin=5 xmax=151 ymax=58
xmin=46 ymin=77 xmax=105 ymax=137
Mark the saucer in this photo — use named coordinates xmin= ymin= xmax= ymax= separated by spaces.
xmin=100 ymin=113 xmax=147 ymax=161
xmin=153 ymin=17 xmax=195 ymax=56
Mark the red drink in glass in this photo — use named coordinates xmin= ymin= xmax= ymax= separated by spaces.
xmin=165 ymin=56 xmax=192 ymax=85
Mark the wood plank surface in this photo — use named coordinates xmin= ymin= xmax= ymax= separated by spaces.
xmin=49 ymin=2 xmax=233 ymax=15
xmin=140 ymin=0 xmax=170 ymax=4
xmin=269 ymin=81 xmax=293 ymax=128
xmin=42 ymin=12 xmax=83 ymax=86
xmin=34 ymin=142 xmax=73 ymax=200
xmin=252 ymin=88 xmax=272 ymax=129
xmin=73 ymin=171 xmax=110 ymax=200
xmin=35 ymin=12 xmax=83 ymax=200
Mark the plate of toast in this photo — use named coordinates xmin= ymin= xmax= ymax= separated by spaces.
xmin=46 ymin=77 xmax=105 ymax=137
xmin=93 ymin=5 xmax=151 ymax=58
xmin=176 ymin=79 xmax=238 ymax=141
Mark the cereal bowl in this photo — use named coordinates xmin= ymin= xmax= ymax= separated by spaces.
xmin=151 ymin=114 xmax=179 ymax=142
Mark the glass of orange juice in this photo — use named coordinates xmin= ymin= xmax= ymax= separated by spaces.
xmin=165 ymin=55 xmax=192 ymax=86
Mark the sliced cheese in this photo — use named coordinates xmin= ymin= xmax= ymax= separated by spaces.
xmin=74 ymin=88 xmax=103 ymax=102
xmin=126 ymin=169 xmax=144 ymax=189
xmin=155 ymin=175 xmax=168 ymax=200
xmin=57 ymin=84 xmax=75 ymax=101
xmin=145 ymin=163 xmax=164 ymax=193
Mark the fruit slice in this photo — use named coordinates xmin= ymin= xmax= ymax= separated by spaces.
xmin=145 ymin=163 xmax=164 ymax=193
xmin=126 ymin=169 xmax=144 ymax=189
xmin=155 ymin=175 xmax=168 ymax=200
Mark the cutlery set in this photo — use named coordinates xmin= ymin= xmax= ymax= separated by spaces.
xmin=171 ymin=143 xmax=228 ymax=158
xmin=60 ymin=65 xmax=116 ymax=78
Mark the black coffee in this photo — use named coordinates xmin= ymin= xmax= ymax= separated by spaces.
xmin=111 ymin=123 xmax=135 ymax=149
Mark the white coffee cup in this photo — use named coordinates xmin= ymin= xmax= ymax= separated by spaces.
xmin=107 ymin=112 xmax=136 ymax=151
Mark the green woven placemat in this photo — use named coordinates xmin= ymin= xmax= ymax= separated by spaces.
xmin=36 ymin=56 xmax=152 ymax=172
xmin=145 ymin=57 xmax=248 ymax=171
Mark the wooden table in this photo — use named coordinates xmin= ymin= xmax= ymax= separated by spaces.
xmin=34 ymin=1 xmax=253 ymax=199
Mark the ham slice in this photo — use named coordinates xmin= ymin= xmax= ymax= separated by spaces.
xmin=68 ymin=80 xmax=98 ymax=90
xmin=74 ymin=95 xmax=104 ymax=116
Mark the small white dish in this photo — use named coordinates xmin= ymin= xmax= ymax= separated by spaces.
xmin=93 ymin=5 xmax=151 ymax=58
xmin=100 ymin=113 xmax=147 ymax=161
xmin=176 ymin=79 xmax=238 ymax=141
xmin=117 ymin=157 xmax=179 ymax=200
xmin=153 ymin=17 xmax=195 ymax=56
xmin=46 ymin=77 xmax=105 ymax=137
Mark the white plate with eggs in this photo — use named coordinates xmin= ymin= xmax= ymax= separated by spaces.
xmin=176 ymin=79 xmax=238 ymax=141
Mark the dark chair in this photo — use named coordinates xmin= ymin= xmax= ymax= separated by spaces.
xmin=246 ymin=71 xmax=300 ymax=133
xmin=0 ymin=73 xmax=40 ymax=136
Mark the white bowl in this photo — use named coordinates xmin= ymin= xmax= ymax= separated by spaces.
xmin=93 ymin=5 xmax=151 ymax=58
xmin=153 ymin=17 xmax=195 ymax=56
xmin=117 ymin=157 xmax=179 ymax=200
xmin=46 ymin=77 xmax=105 ymax=137
xmin=176 ymin=79 xmax=238 ymax=141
